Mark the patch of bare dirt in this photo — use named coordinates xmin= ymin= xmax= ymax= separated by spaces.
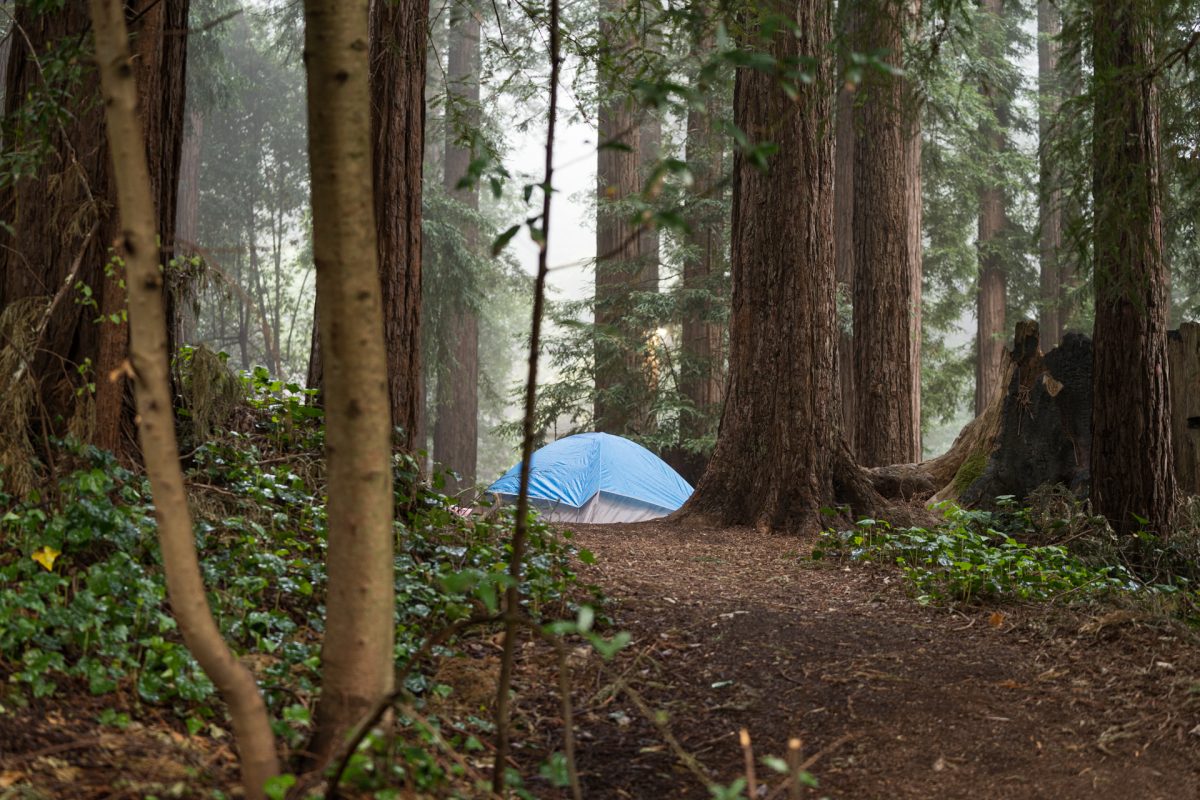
xmin=513 ymin=520 xmax=1200 ymax=799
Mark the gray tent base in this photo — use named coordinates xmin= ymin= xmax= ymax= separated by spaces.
xmin=493 ymin=491 xmax=673 ymax=523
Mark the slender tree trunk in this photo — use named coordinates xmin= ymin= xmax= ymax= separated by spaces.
xmin=87 ymin=3 xmax=279 ymax=797
xmin=679 ymin=0 xmax=879 ymax=533
xmin=680 ymin=24 xmax=726 ymax=444
xmin=0 ymin=0 xmax=187 ymax=453
xmin=975 ymin=0 xmax=1009 ymax=416
xmin=594 ymin=0 xmax=645 ymax=435
xmin=433 ymin=4 xmax=480 ymax=492
xmin=177 ymin=110 xmax=203 ymax=256
xmin=372 ymin=0 xmax=426 ymax=451
xmin=906 ymin=0 xmax=923 ymax=455
xmin=174 ymin=108 xmax=203 ymax=345
xmin=834 ymin=15 xmax=856 ymax=453
xmin=851 ymin=0 xmax=919 ymax=466
xmin=1090 ymin=0 xmax=1175 ymax=534
xmin=303 ymin=0 xmax=397 ymax=764
xmin=1038 ymin=0 xmax=1064 ymax=349
xmin=906 ymin=95 xmax=923 ymax=456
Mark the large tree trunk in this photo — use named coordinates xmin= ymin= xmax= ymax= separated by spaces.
xmin=679 ymin=22 xmax=725 ymax=450
xmin=975 ymin=0 xmax=1009 ymax=416
xmin=303 ymin=0 xmax=397 ymax=764
xmin=306 ymin=0 xmax=426 ymax=451
xmin=0 ymin=0 xmax=188 ymax=455
xmin=1090 ymin=0 xmax=1175 ymax=534
xmin=851 ymin=0 xmax=920 ymax=466
xmin=432 ymin=5 xmax=480 ymax=492
xmin=679 ymin=0 xmax=880 ymax=534
xmin=1037 ymin=0 xmax=1064 ymax=349
xmin=87 ymin=2 xmax=279 ymax=797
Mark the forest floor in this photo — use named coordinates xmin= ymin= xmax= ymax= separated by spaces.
xmin=4 ymin=518 xmax=1200 ymax=799
xmin=509 ymin=520 xmax=1200 ymax=799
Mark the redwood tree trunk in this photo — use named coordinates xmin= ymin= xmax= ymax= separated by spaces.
xmin=594 ymin=0 xmax=647 ymax=435
xmin=174 ymin=108 xmax=203 ymax=345
xmin=680 ymin=0 xmax=876 ymax=533
xmin=1090 ymin=0 xmax=1176 ymax=534
xmin=307 ymin=0 xmax=427 ymax=450
xmin=834 ymin=4 xmax=856 ymax=453
xmin=432 ymin=4 xmax=480 ymax=491
xmin=680 ymin=25 xmax=725 ymax=445
xmin=1038 ymin=0 xmax=1065 ymax=349
xmin=0 ymin=0 xmax=188 ymax=453
xmin=905 ymin=0 xmax=923 ymax=454
xmin=371 ymin=0 xmax=426 ymax=450
xmin=975 ymin=0 xmax=1009 ymax=416
xmin=852 ymin=0 xmax=919 ymax=466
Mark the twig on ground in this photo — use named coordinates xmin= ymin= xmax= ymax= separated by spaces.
xmin=617 ymin=680 xmax=712 ymax=786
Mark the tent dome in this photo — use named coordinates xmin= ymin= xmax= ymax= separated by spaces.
xmin=486 ymin=433 xmax=693 ymax=523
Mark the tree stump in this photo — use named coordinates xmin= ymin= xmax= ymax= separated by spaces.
xmin=958 ymin=321 xmax=1092 ymax=506
xmin=873 ymin=320 xmax=1200 ymax=507
xmin=1168 ymin=324 xmax=1200 ymax=495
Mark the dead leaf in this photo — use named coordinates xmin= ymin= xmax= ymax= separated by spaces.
xmin=988 ymin=611 xmax=1006 ymax=628
xmin=0 ymin=771 xmax=25 ymax=788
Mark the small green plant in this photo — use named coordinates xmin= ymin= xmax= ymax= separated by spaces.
xmin=813 ymin=501 xmax=1144 ymax=604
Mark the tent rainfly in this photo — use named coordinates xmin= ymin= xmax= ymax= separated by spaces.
xmin=486 ymin=432 xmax=694 ymax=523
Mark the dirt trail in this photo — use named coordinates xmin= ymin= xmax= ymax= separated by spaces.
xmin=527 ymin=521 xmax=1200 ymax=799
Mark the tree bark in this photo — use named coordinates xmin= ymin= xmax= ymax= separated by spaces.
xmin=87 ymin=2 xmax=279 ymax=797
xmin=680 ymin=24 xmax=725 ymax=447
xmin=851 ymin=0 xmax=920 ymax=466
xmin=905 ymin=0 xmax=923 ymax=455
xmin=303 ymin=0 xmax=397 ymax=764
xmin=174 ymin=108 xmax=203 ymax=345
xmin=834 ymin=4 xmax=856 ymax=454
xmin=1037 ymin=0 xmax=1065 ymax=349
xmin=0 ymin=0 xmax=188 ymax=454
xmin=975 ymin=0 xmax=1009 ymax=416
xmin=594 ymin=0 xmax=650 ymax=435
xmin=1090 ymin=0 xmax=1176 ymax=534
xmin=307 ymin=0 xmax=426 ymax=451
xmin=678 ymin=0 xmax=882 ymax=534
xmin=1168 ymin=324 xmax=1200 ymax=496
xmin=431 ymin=4 xmax=480 ymax=493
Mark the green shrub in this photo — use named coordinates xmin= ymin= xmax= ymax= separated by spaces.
xmin=813 ymin=501 xmax=1147 ymax=605
xmin=0 ymin=438 xmax=586 ymax=722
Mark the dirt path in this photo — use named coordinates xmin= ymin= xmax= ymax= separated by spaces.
xmin=522 ymin=521 xmax=1200 ymax=799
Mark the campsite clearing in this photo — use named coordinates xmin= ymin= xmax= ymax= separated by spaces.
xmin=509 ymin=520 xmax=1200 ymax=799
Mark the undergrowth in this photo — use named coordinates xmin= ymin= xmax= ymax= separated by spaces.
xmin=814 ymin=498 xmax=1198 ymax=614
xmin=0 ymin=360 xmax=605 ymax=797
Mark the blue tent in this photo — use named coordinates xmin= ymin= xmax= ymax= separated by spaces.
xmin=487 ymin=432 xmax=694 ymax=523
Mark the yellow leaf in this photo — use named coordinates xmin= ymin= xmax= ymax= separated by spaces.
xmin=32 ymin=546 xmax=60 ymax=572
